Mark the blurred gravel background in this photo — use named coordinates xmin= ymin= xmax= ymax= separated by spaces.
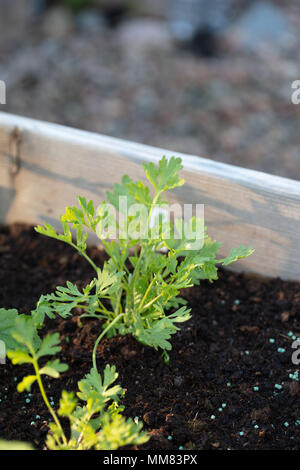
xmin=0 ymin=0 xmax=299 ymax=179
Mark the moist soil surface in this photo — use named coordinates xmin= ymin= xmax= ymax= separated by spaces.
xmin=0 ymin=223 xmax=300 ymax=450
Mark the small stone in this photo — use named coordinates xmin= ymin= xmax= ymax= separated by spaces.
xmin=281 ymin=312 xmax=290 ymax=323
xmin=174 ymin=376 xmax=184 ymax=388
xmin=289 ymin=381 xmax=300 ymax=397
xmin=211 ymin=442 xmax=220 ymax=448
xmin=120 ymin=345 xmax=137 ymax=360
xmin=240 ymin=325 xmax=259 ymax=334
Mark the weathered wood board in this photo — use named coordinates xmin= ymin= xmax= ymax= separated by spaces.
xmin=0 ymin=112 xmax=300 ymax=280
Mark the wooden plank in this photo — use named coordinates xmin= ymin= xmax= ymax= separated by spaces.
xmin=0 ymin=111 xmax=300 ymax=281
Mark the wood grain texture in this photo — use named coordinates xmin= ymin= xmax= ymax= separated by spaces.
xmin=0 ymin=112 xmax=300 ymax=280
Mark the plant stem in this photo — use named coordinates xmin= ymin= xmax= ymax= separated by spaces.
xmin=130 ymin=190 xmax=161 ymax=308
xmin=138 ymin=277 xmax=155 ymax=311
xmin=80 ymin=313 xmax=105 ymax=319
xmin=80 ymin=251 xmax=99 ymax=275
xmin=32 ymin=359 xmax=67 ymax=446
xmin=70 ymin=242 xmax=99 ymax=275
xmin=141 ymin=293 xmax=163 ymax=312
xmin=92 ymin=314 xmax=124 ymax=371
xmin=97 ymin=299 xmax=111 ymax=316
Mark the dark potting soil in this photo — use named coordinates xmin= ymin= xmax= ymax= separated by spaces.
xmin=0 ymin=223 xmax=300 ymax=450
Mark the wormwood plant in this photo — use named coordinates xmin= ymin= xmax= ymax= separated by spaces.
xmin=35 ymin=156 xmax=253 ymax=362
xmin=4 ymin=312 xmax=148 ymax=450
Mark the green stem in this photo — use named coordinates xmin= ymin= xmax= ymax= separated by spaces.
xmin=71 ymin=242 xmax=99 ymax=275
xmin=130 ymin=191 xmax=161 ymax=308
xmin=80 ymin=313 xmax=105 ymax=319
xmin=32 ymin=359 xmax=67 ymax=446
xmin=81 ymin=252 xmax=99 ymax=275
xmin=97 ymin=300 xmax=111 ymax=315
xmin=138 ymin=277 xmax=155 ymax=311
xmin=73 ymin=304 xmax=109 ymax=318
xmin=92 ymin=314 xmax=124 ymax=371
xmin=141 ymin=293 xmax=163 ymax=312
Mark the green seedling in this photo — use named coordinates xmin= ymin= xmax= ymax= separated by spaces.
xmin=35 ymin=156 xmax=253 ymax=363
xmin=5 ymin=313 xmax=148 ymax=450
